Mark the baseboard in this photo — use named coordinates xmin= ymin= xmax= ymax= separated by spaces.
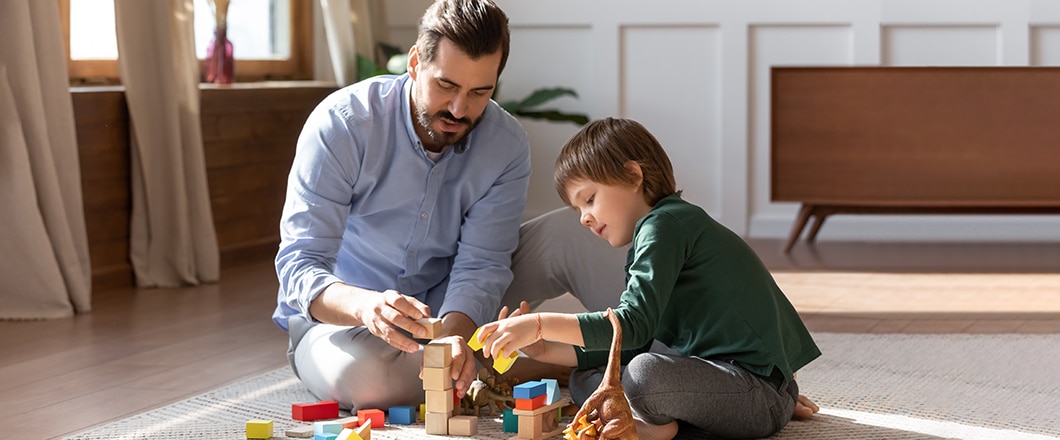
xmin=750 ymin=213 xmax=1060 ymax=242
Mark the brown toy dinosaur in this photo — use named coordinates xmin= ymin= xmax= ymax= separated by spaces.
xmin=461 ymin=368 xmax=516 ymax=416
xmin=563 ymin=308 xmax=639 ymax=439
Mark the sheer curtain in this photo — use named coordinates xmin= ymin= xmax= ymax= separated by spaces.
xmin=114 ymin=0 xmax=219 ymax=287
xmin=0 ymin=0 xmax=92 ymax=319
xmin=320 ymin=0 xmax=390 ymax=86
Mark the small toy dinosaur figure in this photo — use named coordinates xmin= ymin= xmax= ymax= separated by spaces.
xmin=461 ymin=368 xmax=515 ymax=416
xmin=563 ymin=308 xmax=638 ymax=439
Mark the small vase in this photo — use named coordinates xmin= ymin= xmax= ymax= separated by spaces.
xmin=204 ymin=27 xmax=234 ymax=84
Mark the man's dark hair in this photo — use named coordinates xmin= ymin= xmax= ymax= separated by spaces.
xmin=416 ymin=0 xmax=511 ymax=76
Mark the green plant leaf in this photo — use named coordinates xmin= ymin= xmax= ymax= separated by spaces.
xmin=356 ymin=54 xmax=388 ymax=82
xmin=512 ymin=87 xmax=580 ymax=110
xmin=513 ymin=110 xmax=590 ymax=125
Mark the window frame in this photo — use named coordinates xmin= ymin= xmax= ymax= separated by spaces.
xmin=59 ymin=0 xmax=313 ymax=84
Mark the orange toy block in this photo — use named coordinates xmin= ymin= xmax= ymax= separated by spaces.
xmin=448 ymin=415 xmax=479 ymax=436
xmin=355 ymin=408 xmax=385 ymax=429
xmin=515 ymin=394 xmax=546 ymax=411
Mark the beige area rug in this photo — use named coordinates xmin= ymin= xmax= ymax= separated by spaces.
xmin=773 ymin=272 xmax=1060 ymax=314
xmin=64 ymin=333 xmax=1060 ymax=440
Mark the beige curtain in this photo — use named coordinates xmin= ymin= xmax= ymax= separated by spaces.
xmin=0 ymin=0 xmax=92 ymax=319
xmin=320 ymin=0 xmax=390 ymax=86
xmin=114 ymin=0 xmax=219 ymax=287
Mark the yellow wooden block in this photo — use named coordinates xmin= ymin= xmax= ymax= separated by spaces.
xmin=246 ymin=420 xmax=273 ymax=439
xmin=468 ymin=326 xmax=487 ymax=351
xmin=335 ymin=427 xmax=363 ymax=440
xmin=492 ymin=350 xmax=519 ymax=374
xmin=354 ymin=420 xmax=371 ymax=440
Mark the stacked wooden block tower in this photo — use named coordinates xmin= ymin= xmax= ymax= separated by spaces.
xmin=422 ymin=341 xmax=478 ymax=436
xmin=510 ymin=379 xmax=566 ymax=439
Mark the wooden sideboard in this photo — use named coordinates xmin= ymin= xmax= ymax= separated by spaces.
xmin=771 ymin=66 xmax=1060 ymax=252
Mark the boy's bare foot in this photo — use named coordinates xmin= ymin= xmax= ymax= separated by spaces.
xmin=793 ymin=394 xmax=819 ymax=420
xmin=633 ymin=417 xmax=678 ymax=440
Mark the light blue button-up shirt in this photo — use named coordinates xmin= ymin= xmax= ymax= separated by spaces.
xmin=273 ymin=73 xmax=531 ymax=332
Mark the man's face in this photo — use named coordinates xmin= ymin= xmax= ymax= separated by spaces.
xmin=408 ymin=38 xmax=501 ymax=151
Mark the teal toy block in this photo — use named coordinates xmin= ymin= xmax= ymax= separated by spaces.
xmin=541 ymin=378 xmax=561 ymax=404
xmin=502 ymin=407 xmax=518 ymax=433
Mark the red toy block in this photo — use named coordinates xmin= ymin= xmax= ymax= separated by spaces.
xmin=515 ymin=394 xmax=547 ymax=411
xmin=292 ymin=400 xmax=339 ymax=421
xmin=356 ymin=408 xmax=385 ymax=428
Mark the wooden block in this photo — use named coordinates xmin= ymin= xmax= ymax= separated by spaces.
xmin=517 ymin=412 xmax=544 ymax=439
xmin=513 ymin=399 xmax=568 ymax=417
xmin=493 ymin=350 xmax=519 ymax=374
xmin=314 ymin=421 xmax=344 ymax=436
xmin=468 ymin=326 xmax=488 ymax=351
xmin=415 ymin=317 xmax=443 ymax=339
xmin=541 ymin=378 xmax=561 ymax=404
xmin=292 ymin=400 xmax=339 ymax=421
xmin=284 ymin=423 xmax=314 ymax=438
xmin=425 ymin=411 xmax=451 ymax=435
xmin=422 ymin=365 xmax=452 ymax=391
xmin=355 ymin=408 xmax=385 ymax=429
xmin=448 ymin=415 xmax=479 ymax=436
xmin=354 ymin=419 xmax=372 ymax=440
xmin=333 ymin=415 xmax=360 ymax=428
xmin=425 ymin=388 xmax=455 ymax=413
xmin=335 ymin=427 xmax=362 ymax=440
xmin=542 ymin=406 xmax=558 ymax=432
xmin=245 ymin=420 xmax=273 ymax=439
xmin=503 ymin=407 xmax=518 ymax=432
xmin=513 ymin=381 xmax=547 ymax=399
xmin=423 ymin=342 xmax=452 ymax=368
xmin=388 ymin=405 xmax=415 ymax=425
xmin=515 ymin=394 xmax=546 ymax=411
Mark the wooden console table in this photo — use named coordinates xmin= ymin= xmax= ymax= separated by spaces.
xmin=771 ymin=67 xmax=1060 ymax=253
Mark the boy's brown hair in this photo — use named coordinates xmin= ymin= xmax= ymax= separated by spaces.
xmin=416 ymin=0 xmax=511 ymax=77
xmin=555 ymin=117 xmax=677 ymax=207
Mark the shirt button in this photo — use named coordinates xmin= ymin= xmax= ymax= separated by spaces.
xmin=421 ymin=212 xmax=428 ymax=219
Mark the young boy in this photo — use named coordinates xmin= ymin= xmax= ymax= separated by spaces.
xmin=478 ymin=117 xmax=821 ymax=439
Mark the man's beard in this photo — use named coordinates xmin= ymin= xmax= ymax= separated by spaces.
xmin=416 ymin=106 xmax=479 ymax=148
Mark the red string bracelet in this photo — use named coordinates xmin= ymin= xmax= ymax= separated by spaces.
xmin=535 ymin=313 xmax=543 ymax=341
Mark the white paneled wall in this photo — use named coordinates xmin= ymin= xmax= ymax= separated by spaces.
xmin=374 ymin=0 xmax=1060 ymax=241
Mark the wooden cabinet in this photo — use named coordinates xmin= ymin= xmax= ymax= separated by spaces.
xmin=771 ymin=67 xmax=1060 ymax=252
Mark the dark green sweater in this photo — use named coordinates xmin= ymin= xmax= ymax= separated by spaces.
xmin=575 ymin=194 xmax=820 ymax=380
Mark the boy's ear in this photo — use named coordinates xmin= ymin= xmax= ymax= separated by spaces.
xmin=624 ymin=161 xmax=644 ymax=188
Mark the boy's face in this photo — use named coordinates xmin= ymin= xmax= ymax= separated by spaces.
xmin=408 ymin=38 xmax=500 ymax=152
xmin=565 ymin=178 xmax=652 ymax=247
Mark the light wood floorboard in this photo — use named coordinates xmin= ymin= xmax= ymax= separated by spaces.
xmin=1 ymin=239 xmax=1057 ymax=439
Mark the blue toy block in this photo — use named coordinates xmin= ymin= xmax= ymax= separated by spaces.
xmin=388 ymin=405 xmax=415 ymax=425
xmin=314 ymin=433 xmax=338 ymax=440
xmin=513 ymin=380 xmax=547 ymax=399
xmin=502 ymin=408 xmax=518 ymax=432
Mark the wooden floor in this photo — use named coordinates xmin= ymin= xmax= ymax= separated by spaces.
xmin=1 ymin=239 xmax=1058 ymax=439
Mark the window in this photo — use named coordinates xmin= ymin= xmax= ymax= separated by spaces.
xmin=60 ymin=0 xmax=311 ymax=84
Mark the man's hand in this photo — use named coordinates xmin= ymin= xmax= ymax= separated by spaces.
xmin=424 ymin=334 xmax=477 ymax=399
xmin=309 ymin=283 xmax=431 ymax=353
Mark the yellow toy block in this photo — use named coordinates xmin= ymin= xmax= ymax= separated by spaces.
xmin=335 ymin=427 xmax=363 ymax=440
xmin=245 ymin=420 xmax=273 ymax=439
xmin=469 ymin=325 xmax=520 ymax=373
xmin=468 ymin=326 xmax=487 ymax=351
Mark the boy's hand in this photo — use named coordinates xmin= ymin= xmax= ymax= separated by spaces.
xmin=497 ymin=302 xmax=547 ymax=358
xmin=478 ymin=313 xmax=540 ymax=361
